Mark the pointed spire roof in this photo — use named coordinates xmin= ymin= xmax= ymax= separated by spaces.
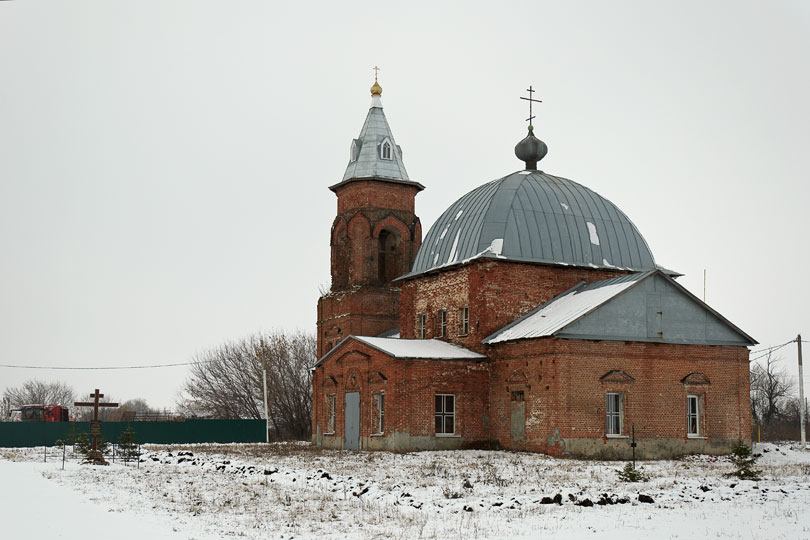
xmin=332 ymin=77 xmax=423 ymax=192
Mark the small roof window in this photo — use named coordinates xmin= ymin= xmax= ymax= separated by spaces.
xmin=380 ymin=138 xmax=393 ymax=160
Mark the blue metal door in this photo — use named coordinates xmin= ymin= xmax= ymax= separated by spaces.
xmin=344 ymin=392 xmax=360 ymax=450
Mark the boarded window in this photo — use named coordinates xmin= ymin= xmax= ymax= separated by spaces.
xmin=326 ymin=394 xmax=336 ymax=433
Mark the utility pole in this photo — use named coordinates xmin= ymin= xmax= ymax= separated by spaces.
xmin=263 ymin=366 xmax=270 ymax=444
xmin=798 ymin=335 xmax=806 ymax=450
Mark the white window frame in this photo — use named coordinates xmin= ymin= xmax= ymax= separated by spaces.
xmin=439 ymin=310 xmax=447 ymax=337
xmin=418 ymin=313 xmax=426 ymax=339
xmin=372 ymin=392 xmax=385 ymax=435
xmin=435 ymin=394 xmax=455 ymax=435
xmin=460 ymin=306 xmax=469 ymax=335
xmin=687 ymin=394 xmax=700 ymax=437
xmin=380 ymin=138 xmax=393 ymax=160
xmin=326 ymin=394 xmax=336 ymax=434
xmin=606 ymin=392 xmax=622 ymax=436
xmin=350 ymin=140 xmax=358 ymax=162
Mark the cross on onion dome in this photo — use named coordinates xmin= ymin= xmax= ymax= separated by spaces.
xmin=519 ymin=85 xmax=542 ymax=131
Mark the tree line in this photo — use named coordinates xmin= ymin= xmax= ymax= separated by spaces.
xmin=2 ymin=329 xmax=317 ymax=441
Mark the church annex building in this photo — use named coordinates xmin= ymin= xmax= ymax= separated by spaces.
xmin=311 ymin=77 xmax=756 ymax=459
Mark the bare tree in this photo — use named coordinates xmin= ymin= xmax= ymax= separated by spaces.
xmin=178 ymin=330 xmax=316 ymax=440
xmin=3 ymin=380 xmax=76 ymax=415
xmin=750 ymin=352 xmax=795 ymax=426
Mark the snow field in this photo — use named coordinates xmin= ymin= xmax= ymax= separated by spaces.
xmin=1 ymin=442 xmax=809 ymax=539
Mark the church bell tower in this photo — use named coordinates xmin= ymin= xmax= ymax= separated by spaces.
xmin=316 ymin=73 xmax=423 ymax=357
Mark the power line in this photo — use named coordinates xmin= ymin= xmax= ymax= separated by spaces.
xmin=0 ymin=360 xmax=208 ymax=371
xmin=749 ymin=340 xmax=794 ymax=363
xmin=750 ymin=339 xmax=796 ymax=356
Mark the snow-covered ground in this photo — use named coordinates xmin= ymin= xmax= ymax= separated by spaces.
xmin=1 ymin=442 xmax=809 ymax=539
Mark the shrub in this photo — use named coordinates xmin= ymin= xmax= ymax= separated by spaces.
xmin=726 ymin=441 xmax=761 ymax=480
xmin=617 ymin=462 xmax=649 ymax=482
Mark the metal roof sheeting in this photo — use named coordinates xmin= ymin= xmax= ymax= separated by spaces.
xmin=352 ymin=336 xmax=486 ymax=359
xmin=407 ymin=170 xmax=657 ymax=278
xmin=484 ymin=272 xmax=650 ymax=344
xmin=342 ymin=103 xmax=410 ymax=182
xmin=316 ymin=336 xmax=486 ymax=366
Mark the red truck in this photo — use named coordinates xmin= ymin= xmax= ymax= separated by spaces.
xmin=11 ymin=405 xmax=71 ymax=422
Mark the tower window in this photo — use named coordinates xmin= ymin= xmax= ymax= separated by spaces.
xmin=378 ymin=229 xmax=401 ymax=283
xmin=418 ymin=314 xmax=427 ymax=339
xmin=380 ymin=138 xmax=393 ymax=160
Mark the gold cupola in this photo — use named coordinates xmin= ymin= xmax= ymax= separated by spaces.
xmin=370 ymin=66 xmax=382 ymax=96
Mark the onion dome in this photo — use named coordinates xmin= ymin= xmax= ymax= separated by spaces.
xmin=514 ymin=126 xmax=548 ymax=170
xmin=371 ymin=79 xmax=382 ymax=96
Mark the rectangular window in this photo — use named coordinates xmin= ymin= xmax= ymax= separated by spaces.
xmin=460 ymin=307 xmax=469 ymax=335
xmin=418 ymin=314 xmax=426 ymax=339
xmin=687 ymin=395 xmax=700 ymax=436
xmin=439 ymin=310 xmax=447 ymax=337
xmin=326 ymin=394 xmax=336 ymax=433
xmin=606 ymin=393 xmax=622 ymax=436
xmin=435 ymin=394 xmax=455 ymax=435
xmin=373 ymin=393 xmax=385 ymax=434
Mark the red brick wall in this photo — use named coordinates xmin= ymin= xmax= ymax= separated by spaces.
xmin=488 ymin=339 xmax=751 ymax=456
xmin=312 ymin=339 xmax=490 ymax=448
xmin=317 ymin=288 xmax=400 ymax=358
xmin=318 ymin=179 xmax=423 ymax=357
xmin=334 ymin=180 xmax=420 ymax=215
xmin=400 ymin=260 xmax=628 ymax=353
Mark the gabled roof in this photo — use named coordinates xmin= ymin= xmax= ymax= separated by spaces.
xmin=340 ymin=99 xmax=411 ymax=184
xmin=484 ymin=272 xmax=651 ymax=344
xmin=316 ymin=335 xmax=486 ymax=366
xmin=484 ymin=270 xmax=757 ymax=346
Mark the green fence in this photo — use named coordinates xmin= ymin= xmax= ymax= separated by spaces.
xmin=0 ymin=419 xmax=265 ymax=448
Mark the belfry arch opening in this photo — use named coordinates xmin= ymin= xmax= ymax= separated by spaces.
xmin=378 ymin=228 xmax=402 ymax=283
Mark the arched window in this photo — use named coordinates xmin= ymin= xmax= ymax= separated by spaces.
xmin=380 ymin=138 xmax=393 ymax=160
xmin=378 ymin=229 xmax=401 ymax=283
xmin=350 ymin=140 xmax=359 ymax=162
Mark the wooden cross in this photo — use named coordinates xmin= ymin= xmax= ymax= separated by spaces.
xmin=519 ymin=85 xmax=542 ymax=129
xmin=75 ymin=388 xmax=118 ymax=452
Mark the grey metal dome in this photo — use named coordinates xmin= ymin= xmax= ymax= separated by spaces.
xmin=406 ymin=170 xmax=656 ymax=277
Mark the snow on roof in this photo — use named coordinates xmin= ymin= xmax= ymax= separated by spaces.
xmin=354 ymin=336 xmax=486 ymax=359
xmin=484 ymin=271 xmax=652 ymax=344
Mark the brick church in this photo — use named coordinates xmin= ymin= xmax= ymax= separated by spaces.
xmin=311 ymin=76 xmax=756 ymax=458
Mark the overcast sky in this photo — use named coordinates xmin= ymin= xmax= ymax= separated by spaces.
xmin=1 ymin=1 xmax=808 ymax=410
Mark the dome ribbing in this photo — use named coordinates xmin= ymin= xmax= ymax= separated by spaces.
xmin=407 ymin=170 xmax=656 ymax=277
